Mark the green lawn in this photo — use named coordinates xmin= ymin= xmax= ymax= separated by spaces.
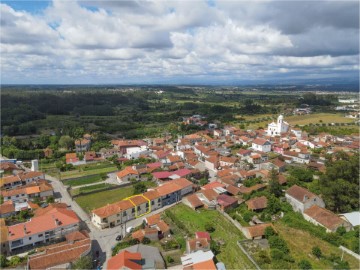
xmin=75 ymin=181 xmax=157 ymax=213
xmin=64 ymin=174 xmax=104 ymax=186
xmin=165 ymin=204 xmax=255 ymax=269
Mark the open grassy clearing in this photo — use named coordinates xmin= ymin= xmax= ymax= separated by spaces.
xmin=165 ymin=203 xmax=255 ymax=269
xmin=274 ymin=223 xmax=359 ymax=269
xmin=64 ymin=174 xmax=104 ymax=186
xmin=75 ymin=181 xmax=157 ymax=213
xmin=60 ymin=165 xmax=117 ymax=180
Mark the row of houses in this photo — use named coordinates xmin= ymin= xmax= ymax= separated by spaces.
xmin=91 ymin=178 xmax=193 ymax=229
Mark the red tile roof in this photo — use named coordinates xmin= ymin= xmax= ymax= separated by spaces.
xmin=246 ymin=196 xmax=268 ymax=210
xmin=107 ymin=250 xmax=142 ymax=270
xmin=201 ymin=181 xmax=225 ymax=190
xmin=286 ymin=185 xmax=316 ymax=203
xmin=304 ymin=205 xmax=348 ymax=231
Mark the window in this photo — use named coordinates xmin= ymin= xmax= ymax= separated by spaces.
xmin=158 ymin=198 xmax=161 ymax=203
xmin=29 ymin=237 xmax=32 ymax=240
xmin=137 ymin=206 xmax=141 ymax=211
xmin=117 ymin=220 xmax=120 ymax=223
xmin=132 ymin=208 xmax=135 ymax=213
xmin=151 ymin=201 xmax=154 ymax=205
xmin=16 ymin=195 xmax=19 ymax=197
xmin=38 ymin=234 xmax=43 ymax=237
xmin=123 ymin=212 xmax=127 ymax=217
xmin=117 ymin=213 xmax=120 ymax=217
xmin=145 ymin=203 xmax=149 ymax=207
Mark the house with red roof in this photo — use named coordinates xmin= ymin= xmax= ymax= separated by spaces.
xmin=6 ymin=206 xmax=80 ymax=253
xmin=251 ymin=138 xmax=271 ymax=153
xmin=217 ymin=194 xmax=238 ymax=211
xmin=285 ymin=185 xmax=325 ymax=213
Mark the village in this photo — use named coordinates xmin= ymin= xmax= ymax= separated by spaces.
xmin=0 ymin=113 xmax=359 ymax=270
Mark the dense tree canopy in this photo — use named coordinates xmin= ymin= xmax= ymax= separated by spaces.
xmin=320 ymin=152 xmax=359 ymax=213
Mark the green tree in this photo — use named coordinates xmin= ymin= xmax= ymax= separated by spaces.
xmin=298 ymin=259 xmax=312 ymax=270
xmin=269 ymin=169 xmax=282 ymax=197
xmin=133 ymin=182 xmax=147 ymax=195
xmin=58 ymin=136 xmax=74 ymax=150
xmin=312 ymin=246 xmax=322 ymax=259
xmin=71 ymin=256 xmax=92 ymax=269
xmin=8 ymin=256 xmax=21 ymax=267
xmin=320 ymin=152 xmax=359 ymax=212
xmin=267 ymin=195 xmax=282 ymax=215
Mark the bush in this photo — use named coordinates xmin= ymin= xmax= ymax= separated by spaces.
xmin=312 ymin=246 xmax=322 ymax=259
xmin=205 ymin=223 xmax=215 ymax=233
xmin=8 ymin=256 xmax=21 ymax=267
xmin=264 ymin=226 xmax=277 ymax=238
xmin=298 ymin=259 xmax=312 ymax=270
xmin=270 ymin=248 xmax=285 ymax=260
xmin=256 ymin=250 xmax=271 ymax=265
xmin=210 ymin=240 xmax=220 ymax=255
xmin=243 ymin=211 xmax=253 ymax=223
xmin=0 ymin=255 xmax=7 ymax=268
xmin=268 ymin=236 xmax=289 ymax=253
xmin=141 ymin=237 xmax=151 ymax=244
xmin=336 ymin=226 xmax=346 ymax=236
xmin=166 ymin=256 xmax=174 ymax=264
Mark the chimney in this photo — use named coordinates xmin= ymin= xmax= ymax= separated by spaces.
xmin=23 ymin=225 xmax=27 ymax=234
xmin=303 ymin=195 xmax=308 ymax=202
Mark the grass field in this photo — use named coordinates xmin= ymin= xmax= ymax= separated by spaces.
xmin=165 ymin=204 xmax=255 ymax=269
xmin=75 ymin=181 xmax=157 ymax=212
xmin=60 ymin=165 xmax=117 ymax=180
xmin=64 ymin=174 xmax=104 ymax=186
xmin=243 ymin=113 xmax=355 ymax=129
xmin=274 ymin=223 xmax=359 ymax=269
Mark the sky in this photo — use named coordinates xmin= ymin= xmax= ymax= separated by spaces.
xmin=0 ymin=0 xmax=359 ymax=85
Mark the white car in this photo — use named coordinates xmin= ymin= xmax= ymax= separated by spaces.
xmin=126 ymin=227 xmax=133 ymax=233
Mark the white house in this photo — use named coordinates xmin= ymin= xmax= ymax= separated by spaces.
xmin=285 ymin=185 xmax=325 ymax=213
xmin=251 ymin=138 xmax=271 ymax=153
xmin=267 ymin=115 xmax=289 ymax=136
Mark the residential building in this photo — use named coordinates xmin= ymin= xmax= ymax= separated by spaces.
xmin=246 ymin=196 xmax=268 ymax=211
xmin=285 ymin=185 xmax=325 ymax=213
xmin=91 ymin=178 xmax=193 ymax=229
xmin=243 ymin=223 xmax=274 ymax=240
xmin=303 ymin=205 xmax=352 ymax=233
xmin=6 ymin=206 xmax=80 ymax=253
xmin=28 ymin=231 xmax=91 ymax=270
xmin=108 ymin=244 xmax=165 ymax=270
xmin=251 ymin=139 xmax=271 ymax=153
xmin=0 ymin=171 xmax=44 ymax=190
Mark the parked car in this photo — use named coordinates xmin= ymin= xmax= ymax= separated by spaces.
xmin=116 ymin=235 xmax=122 ymax=241
xmin=126 ymin=227 xmax=133 ymax=233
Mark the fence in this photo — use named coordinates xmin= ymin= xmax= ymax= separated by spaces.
xmin=340 ymin=245 xmax=360 ymax=261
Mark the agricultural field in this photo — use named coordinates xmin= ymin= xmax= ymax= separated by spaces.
xmin=243 ymin=113 xmax=355 ymax=130
xmin=75 ymin=181 xmax=156 ymax=213
xmin=70 ymin=183 xmax=114 ymax=196
xmin=59 ymin=162 xmax=117 ymax=180
xmin=164 ymin=203 xmax=255 ymax=269
xmin=64 ymin=174 xmax=104 ymax=187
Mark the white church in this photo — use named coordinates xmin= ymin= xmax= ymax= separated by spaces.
xmin=267 ymin=115 xmax=290 ymax=136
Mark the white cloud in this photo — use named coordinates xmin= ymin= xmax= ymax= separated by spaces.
xmin=0 ymin=0 xmax=358 ymax=84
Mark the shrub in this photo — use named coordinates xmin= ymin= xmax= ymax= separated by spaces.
xmin=336 ymin=226 xmax=346 ymax=236
xmin=264 ymin=226 xmax=277 ymax=238
xmin=0 ymin=255 xmax=7 ymax=268
xmin=312 ymin=246 xmax=322 ymax=259
xmin=243 ymin=211 xmax=253 ymax=223
xmin=210 ymin=240 xmax=220 ymax=255
xmin=141 ymin=237 xmax=151 ymax=244
xmin=205 ymin=223 xmax=215 ymax=233
xmin=256 ymin=250 xmax=271 ymax=265
xmin=8 ymin=256 xmax=21 ymax=267
xmin=166 ymin=256 xmax=174 ymax=264
xmin=268 ymin=236 xmax=289 ymax=253
xmin=298 ymin=259 xmax=312 ymax=270
xmin=270 ymin=248 xmax=285 ymax=260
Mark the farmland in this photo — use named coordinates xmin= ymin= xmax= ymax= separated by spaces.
xmin=164 ymin=204 xmax=255 ymax=269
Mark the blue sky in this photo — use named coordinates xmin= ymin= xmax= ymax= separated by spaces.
xmin=1 ymin=0 xmax=359 ymax=85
